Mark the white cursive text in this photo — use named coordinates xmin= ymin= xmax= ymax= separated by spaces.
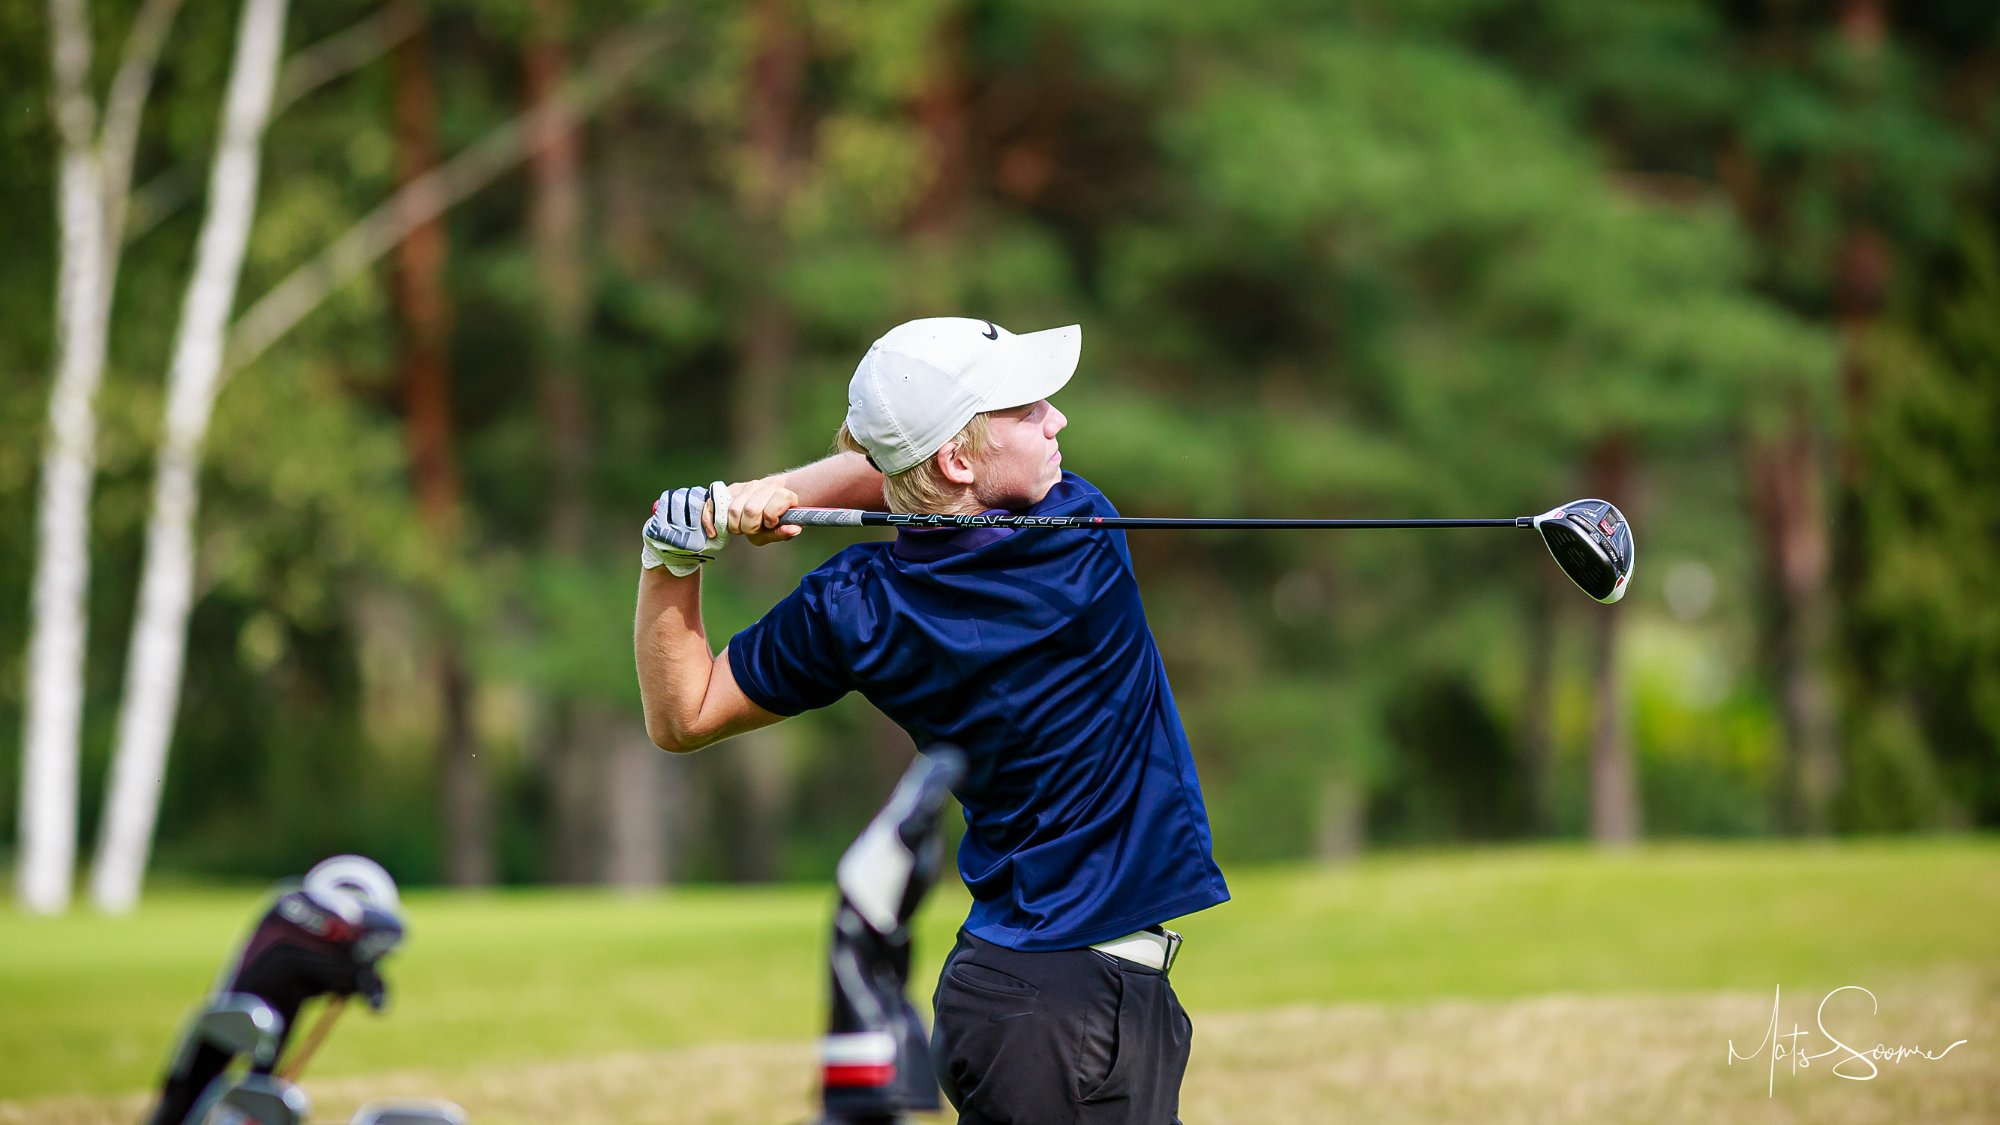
xmin=1727 ymin=985 xmax=1969 ymax=1097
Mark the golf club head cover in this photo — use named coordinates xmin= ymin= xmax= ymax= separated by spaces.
xmin=233 ymin=860 xmax=405 ymax=1035
xmin=145 ymin=857 xmax=403 ymax=1125
xmin=816 ymin=748 xmax=964 ymax=1124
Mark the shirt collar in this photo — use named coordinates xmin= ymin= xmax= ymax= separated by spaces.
xmin=891 ymin=509 xmax=1015 ymax=561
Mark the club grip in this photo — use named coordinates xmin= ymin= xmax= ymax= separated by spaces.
xmin=782 ymin=507 xmax=864 ymax=528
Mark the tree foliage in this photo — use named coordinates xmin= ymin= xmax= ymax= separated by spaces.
xmin=4 ymin=0 xmax=1994 ymax=887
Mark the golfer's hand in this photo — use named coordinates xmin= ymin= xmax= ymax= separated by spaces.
xmin=724 ymin=475 xmax=805 ymax=547
xmin=642 ymin=481 xmax=730 ymax=577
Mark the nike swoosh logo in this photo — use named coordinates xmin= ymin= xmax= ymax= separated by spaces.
xmin=989 ymin=1011 xmax=1034 ymax=1023
xmin=981 ymin=321 xmax=999 ymax=340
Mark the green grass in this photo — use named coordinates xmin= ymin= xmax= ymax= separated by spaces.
xmin=2 ymin=837 xmax=1995 ymax=1104
xmin=1169 ymin=836 xmax=2000 ymax=1009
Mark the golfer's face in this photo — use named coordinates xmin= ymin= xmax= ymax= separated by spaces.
xmin=977 ymin=399 xmax=1067 ymax=509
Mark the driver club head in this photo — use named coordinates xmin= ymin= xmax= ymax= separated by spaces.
xmin=1532 ymin=499 xmax=1634 ymax=604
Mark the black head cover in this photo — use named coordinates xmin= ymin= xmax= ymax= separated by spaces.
xmin=1532 ymin=499 xmax=1634 ymax=604
xmin=816 ymin=748 xmax=966 ymax=1124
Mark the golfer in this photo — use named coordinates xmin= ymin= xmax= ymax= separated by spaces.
xmin=634 ymin=317 xmax=1230 ymax=1123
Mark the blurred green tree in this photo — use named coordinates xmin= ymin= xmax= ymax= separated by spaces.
xmin=7 ymin=0 xmax=1994 ymax=894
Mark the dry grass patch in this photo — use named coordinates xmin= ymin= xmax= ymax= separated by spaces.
xmin=1184 ymin=969 xmax=1997 ymax=1124
xmin=8 ymin=971 xmax=1991 ymax=1125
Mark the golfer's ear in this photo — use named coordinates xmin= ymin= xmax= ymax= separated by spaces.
xmin=938 ymin=440 xmax=976 ymax=485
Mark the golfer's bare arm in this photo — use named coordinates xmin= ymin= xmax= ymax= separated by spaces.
xmin=634 ymin=451 xmax=884 ymax=752
xmin=635 ymin=570 xmax=777 ymax=753
xmin=724 ymin=451 xmax=886 ymax=544
xmin=767 ymin=451 xmax=886 ymax=511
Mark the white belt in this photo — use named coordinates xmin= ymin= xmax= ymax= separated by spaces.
xmin=1089 ymin=927 xmax=1182 ymax=973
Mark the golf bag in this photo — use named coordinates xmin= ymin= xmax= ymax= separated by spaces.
xmin=147 ymin=856 xmax=405 ymax=1125
xmin=813 ymin=747 xmax=964 ymax=1125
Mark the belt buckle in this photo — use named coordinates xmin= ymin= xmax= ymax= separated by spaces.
xmin=1156 ymin=927 xmax=1182 ymax=974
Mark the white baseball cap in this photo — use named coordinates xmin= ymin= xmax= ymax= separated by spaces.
xmin=846 ymin=317 xmax=1081 ymax=475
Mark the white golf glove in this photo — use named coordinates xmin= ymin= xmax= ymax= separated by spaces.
xmin=642 ymin=481 xmax=731 ymax=577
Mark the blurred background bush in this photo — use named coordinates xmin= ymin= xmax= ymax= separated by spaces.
xmin=2 ymin=0 xmax=1994 ymax=905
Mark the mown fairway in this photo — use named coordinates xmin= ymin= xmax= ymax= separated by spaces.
xmin=3 ymin=838 xmax=1995 ymax=1123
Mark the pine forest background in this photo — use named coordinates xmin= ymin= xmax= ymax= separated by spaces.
xmin=3 ymin=0 xmax=1997 ymax=906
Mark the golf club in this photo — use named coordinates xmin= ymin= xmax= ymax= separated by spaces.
xmin=277 ymin=997 xmax=345 ymax=1082
xmin=186 ymin=995 xmax=284 ymax=1069
xmin=348 ymin=1102 xmax=470 ymax=1125
xmin=194 ymin=1072 xmax=311 ymax=1125
xmin=778 ymin=497 xmax=1636 ymax=604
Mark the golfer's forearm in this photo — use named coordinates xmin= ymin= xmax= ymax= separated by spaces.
xmin=633 ymin=568 xmax=723 ymax=752
xmin=777 ymin=452 xmax=884 ymax=510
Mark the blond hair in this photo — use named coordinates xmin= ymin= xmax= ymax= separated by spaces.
xmin=837 ymin=413 xmax=993 ymax=514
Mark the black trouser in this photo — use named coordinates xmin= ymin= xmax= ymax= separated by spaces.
xmin=931 ymin=930 xmax=1192 ymax=1125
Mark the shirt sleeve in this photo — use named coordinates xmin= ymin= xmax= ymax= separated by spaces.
xmin=726 ymin=573 xmax=854 ymax=717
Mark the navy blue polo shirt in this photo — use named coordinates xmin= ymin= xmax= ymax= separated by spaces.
xmin=727 ymin=471 xmax=1230 ymax=951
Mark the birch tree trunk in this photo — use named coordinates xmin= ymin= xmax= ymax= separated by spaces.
xmin=47 ymin=10 xmax=658 ymax=909
xmin=20 ymin=0 xmax=182 ymax=915
xmin=19 ymin=0 xmax=110 ymax=916
xmin=97 ymin=0 xmax=185 ymax=292
xmin=126 ymin=0 xmax=420 ymax=248
xmin=70 ymin=19 xmax=660 ymax=907
xmin=91 ymin=0 xmax=291 ymax=914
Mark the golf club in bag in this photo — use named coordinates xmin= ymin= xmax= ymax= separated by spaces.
xmin=145 ymin=855 xmax=466 ymax=1125
xmin=811 ymin=747 xmax=966 ymax=1125
xmin=780 ymin=498 xmax=1637 ymax=604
